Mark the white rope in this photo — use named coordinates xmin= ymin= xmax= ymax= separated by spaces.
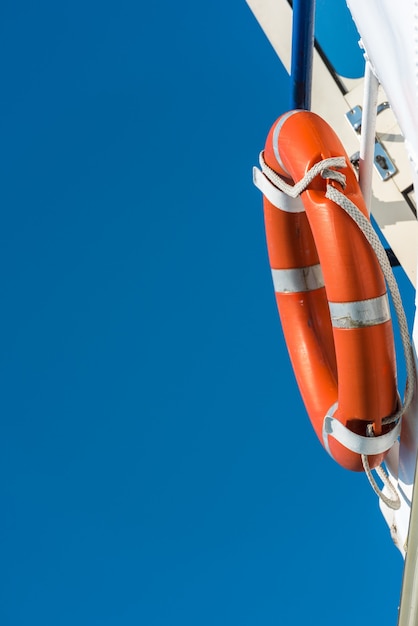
xmin=325 ymin=185 xmax=415 ymax=510
xmin=362 ymin=453 xmax=401 ymax=509
xmin=259 ymin=151 xmax=416 ymax=509
xmin=259 ymin=152 xmax=347 ymax=196
xmin=325 ymin=185 xmax=415 ymax=426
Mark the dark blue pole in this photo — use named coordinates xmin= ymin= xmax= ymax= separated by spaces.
xmin=290 ymin=0 xmax=316 ymax=111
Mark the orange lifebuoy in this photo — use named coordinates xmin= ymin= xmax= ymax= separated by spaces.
xmin=255 ymin=110 xmax=398 ymax=472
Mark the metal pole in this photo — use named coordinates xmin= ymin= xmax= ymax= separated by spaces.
xmin=290 ymin=0 xmax=316 ymax=110
xmin=359 ymin=61 xmax=378 ymax=215
xmin=398 ymin=452 xmax=418 ymax=626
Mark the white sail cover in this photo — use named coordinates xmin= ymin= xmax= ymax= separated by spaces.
xmin=346 ymin=0 xmax=418 ymax=178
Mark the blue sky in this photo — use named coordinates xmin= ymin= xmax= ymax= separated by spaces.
xmin=0 ymin=0 xmax=415 ymax=624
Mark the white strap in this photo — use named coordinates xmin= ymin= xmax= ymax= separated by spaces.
xmin=323 ymin=405 xmax=401 ymax=457
xmin=253 ymin=167 xmax=305 ymax=213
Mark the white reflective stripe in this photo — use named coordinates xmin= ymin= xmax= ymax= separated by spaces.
xmin=329 ymin=293 xmax=391 ymax=329
xmin=271 ymin=264 xmax=324 ymax=293
xmin=272 ymin=110 xmax=303 ymax=176
xmin=322 ymin=410 xmax=401 ymax=457
xmin=252 ymin=167 xmax=305 ymax=213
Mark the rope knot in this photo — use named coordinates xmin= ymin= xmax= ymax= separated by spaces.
xmin=321 ymin=167 xmax=347 ymax=189
xmin=259 ymin=152 xmax=347 ymax=198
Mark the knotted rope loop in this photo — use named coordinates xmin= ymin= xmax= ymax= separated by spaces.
xmin=258 ymin=151 xmax=347 ymax=197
